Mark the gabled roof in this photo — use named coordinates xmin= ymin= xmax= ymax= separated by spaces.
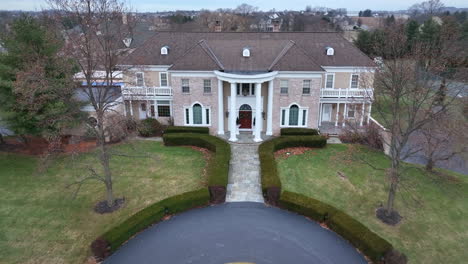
xmin=121 ymin=32 xmax=375 ymax=71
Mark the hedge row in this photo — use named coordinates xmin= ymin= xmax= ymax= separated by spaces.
xmin=259 ymin=135 xmax=327 ymax=204
xmin=280 ymin=191 xmax=395 ymax=263
xmin=164 ymin=126 xmax=209 ymax=134
xmin=91 ymin=188 xmax=210 ymax=260
xmin=163 ymin=133 xmax=230 ymax=202
xmin=280 ymin=128 xmax=320 ymax=136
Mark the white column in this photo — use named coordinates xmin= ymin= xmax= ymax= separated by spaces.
xmin=129 ymin=100 xmax=133 ymax=116
xmin=217 ymin=79 xmax=224 ymax=135
xmin=266 ymin=80 xmax=273 ymax=136
xmin=154 ymin=100 xmax=157 ymax=118
xmin=318 ymin=103 xmax=322 ymax=126
xmin=360 ymin=102 xmax=365 ymax=126
xmin=367 ymin=103 xmax=372 ymax=124
xmin=342 ymin=103 xmax=348 ymax=127
xmin=335 ymin=103 xmax=339 ymax=127
xmin=254 ymin=82 xmax=262 ymax=142
xmin=229 ymin=82 xmax=237 ymax=142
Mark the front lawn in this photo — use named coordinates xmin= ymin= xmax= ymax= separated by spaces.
xmin=277 ymin=144 xmax=468 ymax=264
xmin=0 ymin=140 xmax=206 ymax=264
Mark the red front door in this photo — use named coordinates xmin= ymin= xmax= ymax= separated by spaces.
xmin=239 ymin=111 xmax=252 ymax=129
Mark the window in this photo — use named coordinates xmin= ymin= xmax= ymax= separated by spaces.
xmin=160 ymin=72 xmax=168 ymax=87
xmin=350 ymin=74 xmax=359 ymax=89
xmin=203 ymin=79 xmax=211 ymax=94
xmin=280 ymin=104 xmax=308 ymax=127
xmin=136 ymin=72 xmax=144 ymax=86
xmin=184 ymin=103 xmax=211 ymax=126
xmin=182 ymin=79 xmax=190 ymax=93
xmin=157 ymin=100 xmax=171 ymax=117
xmin=193 ymin=104 xmax=202 ymax=124
xmin=325 ymin=74 xmax=334 ymax=88
xmin=348 ymin=105 xmax=356 ymax=118
xmin=280 ymin=80 xmax=288 ymax=94
xmin=302 ymin=80 xmax=311 ymax=94
xmin=237 ymin=83 xmax=255 ymax=96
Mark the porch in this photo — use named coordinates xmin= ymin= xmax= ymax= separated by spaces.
xmin=218 ymin=131 xmax=272 ymax=144
xmin=318 ymin=101 xmax=372 ymax=134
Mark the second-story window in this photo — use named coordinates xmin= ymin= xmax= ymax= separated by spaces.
xmin=325 ymin=74 xmax=334 ymax=88
xmin=136 ymin=72 xmax=144 ymax=86
xmin=160 ymin=72 xmax=168 ymax=87
xmin=182 ymin=79 xmax=190 ymax=93
xmin=203 ymin=79 xmax=211 ymax=94
xmin=302 ymin=80 xmax=311 ymax=94
xmin=350 ymin=74 xmax=359 ymax=88
xmin=280 ymin=80 xmax=288 ymax=94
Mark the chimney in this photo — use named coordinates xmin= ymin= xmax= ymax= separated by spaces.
xmin=122 ymin=13 xmax=128 ymax=25
xmin=272 ymin=20 xmax=280 ymax=32
xmin=214 ymin=20 xmax=222 ymax=32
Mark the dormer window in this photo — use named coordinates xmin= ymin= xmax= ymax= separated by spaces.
xmin=122 ymin=37 xmax=132 ymax=48
xmin=242 ymin=48 xmax=250 ymax=57
xmin=161 ymin=46 xmax=169 ymax=55
xmin=326 ymin=47 xmax=334 ymax=56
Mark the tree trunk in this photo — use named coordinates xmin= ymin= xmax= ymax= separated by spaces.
xmin=97 ymin=112 xmax=114 ymax=208
xmin=385 ymin=130 xmax=400 ymax=216
xmin=0 ymin=133 xmax=4 ymax=145
xmin=425 ymin=158 xmax=434 ymax=172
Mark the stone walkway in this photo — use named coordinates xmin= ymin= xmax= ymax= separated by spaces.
xmin=226 ymin=143 xmax=264 ymax=203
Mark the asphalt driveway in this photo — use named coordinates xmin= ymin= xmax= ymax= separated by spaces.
xmin=104 ymin=202 xmax=366 ymax=264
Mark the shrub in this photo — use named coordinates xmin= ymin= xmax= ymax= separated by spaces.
xmin=339 ymin=123 xmax=383 ymax=150
xmin=280 ymin=128 xmax=320 ymax=136
xmin=163 ymin=133 xmax=230 ymax=203
xmin=328 ymin=211 xmax=393 ymax=262
xmin=137 ymin=118 xmax=164 ymax=137
xmin=164 ymin=126 xmax=209 ymax=135
xmin=279 ymin=191 xmax=338 ymax=222
xmin=259 ymin=135 xmax=327 ymax=204
xmin=92 ymin=188 xmax=209 ymax=260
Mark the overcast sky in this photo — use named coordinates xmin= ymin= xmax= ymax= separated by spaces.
xmin=1 ymin=0 xmax=467 ymax=12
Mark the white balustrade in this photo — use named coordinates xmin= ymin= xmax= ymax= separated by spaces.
xmin=122 ymin=87 xmax=173 ymax=99
xmin=320 ymin=88 xmax=373 ymax=99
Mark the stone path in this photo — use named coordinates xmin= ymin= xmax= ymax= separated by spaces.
xmin=226 ymin=143 xmax=264 ymax=203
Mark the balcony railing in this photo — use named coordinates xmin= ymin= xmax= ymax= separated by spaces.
xmin=122 ymin=87 xmax=173 ymax=99
xmin=320 ymin=88 xmax=373 ymax=99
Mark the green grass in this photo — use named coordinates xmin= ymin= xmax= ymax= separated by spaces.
xmin=277 ymin=144 xmax=468 ymax=264
xmin=0 ymin=140 xmax=206 ymax=264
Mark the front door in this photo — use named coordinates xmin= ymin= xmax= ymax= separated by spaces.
xmin=238 ymin=104 xmax=252 ymax=129
xmin=322 ymin=104 xmax=332 ymax=122
xmin=139 ymin=103 xmax=147 ymax=120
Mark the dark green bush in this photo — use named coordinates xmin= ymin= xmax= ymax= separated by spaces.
xmin=279 ymin=191 xmax=338 ymax=222
xmin=164 ymin=126 xmax=209 ymax=134
xmin=259 ymin=135 xmax=327 ymax=200
xmin=280 ymin=128 xmax=320 ymax=136
xmin=100 ymin=188 xmax=209 ymax=252
xmin=137 ymin=118 xmax=164 ymax=137
xmin=328 ymin=211 xmax=393 ymax=262
xmin=163 ymin=133 xmax=230 ymax=188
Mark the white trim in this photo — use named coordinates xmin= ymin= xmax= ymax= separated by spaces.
xmin=279 ymin=103 xmax=309 ymax=128
xmin=184 ymin=102 xmax=211 ymax=127
xmin=159 ymin=72 xmax=168 ymax=87
xmin=170 ymin=71 xmax=217 ymax=77
xmin=123 ymin=65 xmax=172 ymax=71
xmin=214 ymin=70 xmax=278 ymax=84
xmin=276 ymin=72 xmax=323 ymax=78
xmin=322 ymin=66 xmax=376 ymax=73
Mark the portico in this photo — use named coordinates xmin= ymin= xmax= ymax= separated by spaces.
xmin=215 ymin=71 xmax=277 ymax=142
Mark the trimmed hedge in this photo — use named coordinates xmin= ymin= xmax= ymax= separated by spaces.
xmin=259 ymin=135 xmax=327 ymax=204
xmin=164 ymin=126 xmax=209 ymax=134
xmin=280 ymin=128 xmax=320 ymax=136
xmin=163 ymin=133 xmax=230 ymax=202
xmin=280 ymin=191 xmax=396 ymax=263
xmin=91 ymin=188 xmax=210 ymax=260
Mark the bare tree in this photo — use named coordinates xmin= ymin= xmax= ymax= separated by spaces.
xmin=234 ymin=3 xmax=258 ymax=16
xmin=409 ymin=0 xmax=445 ymax=16
xmin=47 ymin=0 xmax=135 ymax=211
xmin=368 ymin=21 xmax=466 ymax=223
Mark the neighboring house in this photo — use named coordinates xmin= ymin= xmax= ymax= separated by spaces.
xmin=116 ymin=31 xmax=375 ymax=142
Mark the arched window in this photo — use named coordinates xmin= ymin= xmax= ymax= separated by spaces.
xmin=193 ymin=104 xmax=202 ymax=124
xmin=289 ymin=105 xmax=299 ymax=126
xmin=240 ymin=104 xmax=252 ymax=110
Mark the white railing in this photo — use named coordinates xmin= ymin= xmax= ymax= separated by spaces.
xmin=320 ymin=88 xmax=373 ymax=99
xmin=122 ymin=87 xmax=173 ymax=99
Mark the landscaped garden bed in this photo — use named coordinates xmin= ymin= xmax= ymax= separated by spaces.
xmin=0 ymin=140 xmax=207 ymax=264
xmin=276 ymin=144 xmax=468 ymax=263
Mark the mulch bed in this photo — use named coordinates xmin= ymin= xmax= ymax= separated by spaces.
xmin=0 ymin=135 xmax=97 ymax=155
xmin=94 ymin=198 xmax=126 ymax=214
xmin=274 ymin=147 xmax=316 ymax=159
xmin=376 ymin=207 xmax=402 ymax=226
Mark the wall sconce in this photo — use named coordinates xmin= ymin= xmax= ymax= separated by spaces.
xmin=262 ymin=111 xmax=266 ymax=120
xmin=225 ymin=111 xmax=229 ymax=118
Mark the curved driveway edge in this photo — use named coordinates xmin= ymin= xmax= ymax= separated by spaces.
xmin=104 ymin=202 xmax=366 ymax=264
